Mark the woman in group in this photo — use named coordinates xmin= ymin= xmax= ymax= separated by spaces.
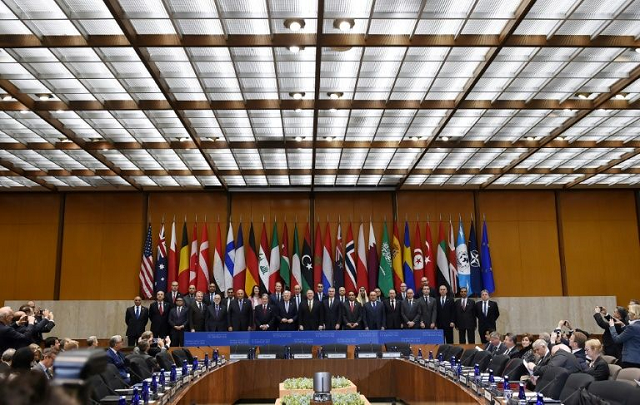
xmin=584 ymin=339 xmax=610 ymax=380
xmin=610 ymin=304 xmax=640 ymax=368
xmin=593 ymin=305 xmax=627 ymax=359
xmin=249 ymin=285 xmax=262 ymax=308
xmin=517 ymin=333 xmax=535 ymax=362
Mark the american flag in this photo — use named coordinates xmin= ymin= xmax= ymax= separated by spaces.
xmin=154 ymin=223 xmax=168 ymax=295
xmin=140 ymin=224 xmax=154 ymax=299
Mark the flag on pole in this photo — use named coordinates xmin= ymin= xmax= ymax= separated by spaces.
xmin=391 ymin=222 xmax=404 ymax=292
xmin=245 ymin=223 xmax=259 ymax=294
xmin=424 ymin=221 xmax=436 ymax=288
xmin=313 ymin=222 xmax=323 ymax=288
xmin=233 ymin=224 xmax=246 ymax=291
xmin=402 ymin=221 xmax=415 ymax=291
xmin=291 ymin=223 xmax=302 ymax=290
xmin=456 ymin=216 xmax=471 ymax=292
xmin=196 ymin=222 xmax=210 ymax=293
xmin=168 ymin=218 xmax=178 ymax=289
xmin=448 ymin=217 xmax=458 ymax=294
xmin=468 ymin=219 xmax=483 ymax=296
xmin=356 ymin=222 xmax=368 ymax=291
xmin=378 ymin=221 xmax=394 ymax=296
xmin=154 ymin=222 xmax=167 ymax=295
xmin=481 ymin=218 xmax=496 ymax=293
xmin=189 ymin=222 xmax=198 ymax=288
xmin=178 ymin=220 xmax=190 ymax=294
xmin=367 ymin=221 xmax=378 ymax=292
xmin=436 ymin=219 xmax=451 ymax=290
xmin=269 ymin=221 xmax=280 ymax=292
xmin=223 ymin=222 xmax=235 ymax=293
xmin=139 ymin=224 xmax=154 ymax=299
xmin=280 ymin=222 xmax=290 ymax=288
xmin=213 ymin=222 xmax=224 ymax=291
xmin=258 ymin=222 xmax=270 ymax=294
xmin=344 ymin=223 xmax=357 ymax=293
xmin=322 ymin=223 xmax=333 ymax=293
xmin=412 ymin=222 xmax=424 ymax=287
xmin=334 ymin=222 xmax=344 ymax=289
xmin=301 ymin=223 xmax=313 ymax=292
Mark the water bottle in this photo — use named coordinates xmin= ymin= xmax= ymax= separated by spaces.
xmin=451 ymin=356 xmax=456 ymax=368
xmin=417 ymin=348 xmax=423 ymax=359
xmin=503 ymin=375 xmax=512 ymax=400
xmin=354 ymin=346 xmax=359 ymax=358
xmin=438 ymin=352 xmax=444 ymax=362
xmin=151 ymin=374 xmax=158 ymax=395
xmin=474 ymin=364 xmax=480 ymax=381
xmin=159 ymin=369 xmax=165 ymax=388
xmin=213 ymin=348 xmax=219 ymax=363
xmin=518 ymin=382 xmax=527 ymax=405
xmin=192 ymin=356 xmax=199 ymax=370
xmin=182 ymin=359 xmax=188 ymax=377
xmin=284 ymin=346 xmax=290 ymax=359
xmin=170 ymin=364 xmax=177 ymax=382
xmin=457 ymin=362 xmax=462 ymax=379
xmin=249 ymin=347 xmax=255 ymax=359
xmin=141 ymin=381 xmax=149 ymax=404
xmin=428 ymin=350 xmax=433 ymax=361
xmin=488 ymin=369 xmax=496 ymax=388
xmin=536 ymin=392 xmax=544 ymax=405
xmin=131 ymin=387 xmax=140 ymax=405
xmin=118 ymin=396 xmax=126 ymax=405
xmin=204 ymin=353 xmax=209 ymax=368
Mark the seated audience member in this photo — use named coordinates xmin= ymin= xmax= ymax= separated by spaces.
xmin=31 ymin=348 xmax=55 ymax=379
xmin=28 ymin=344 xmax=42 ymax=367
xmin=583 ymin=339 xmax=609 ymax=381
xmin=526 ymin=339 xmax=551 ymax=379
xmin=593 ymin=305 xmax=627 ymax=359
xmin=129 ymin=340 xmax=159 ymax=372
xmin=0 ymin=307 xmax=35 ymax=354
xmin=517 ymin=333 xmax=535 ymax=361
xmin=106 ymin=335 xmax=129 ymax=384
xmin=485 ymin=331 xmax=505 ymax=355
xmin=609 ymin=304 xmax=640 ymax=368
xmin=568 ymin=331 xmax=588 ymax=370
xmin=0 ymin=349 xmax=14 ymax=373
xmin=502 ymin=333 xmax=519 ymax=357
xmin=530 ymin=344 xmax=582 ymax=380
xmin=10 ymin=347 xmax=34 ymax=373
xmin=63 ymin=340 xmax=79 ymax=351
xmin=42 ymin=337 xmax=60 ymax=351
xmin=0 ymin=370 xmax=80 ymax=405
xmin=86 ymin=336 xmax=99 ymax=348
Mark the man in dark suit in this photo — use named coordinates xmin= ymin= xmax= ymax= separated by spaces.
xmin=224 ymin=288 xmax=235 ymax=311
xmin=418 ymin=286 xmax=437 ymax=330
xmin=149 ymin=291 xmax=171 ymax=339
xmin=486 ymin=331 xmax=506 ymax=355
xmin=183 ymin=285 xmax=197 ymax=307
xmin=337 ymin=287 xmax=347 ymax=305
xmin=531 ymin=344 xmax=582 ymax=382
xmin=0 ymin=307 xmax=35 ymax=354
xmin=569 ymin=331 xmax=589 ymax=370
xmin=18 ymin=305 xmax=55 ymax=345
xmin=398 ymin=283 xmax=408 ymax=301
xmin=315 ymin=283 xmax=327 ymax=302
xmin=476 ymin=289 xmax=500 ymax=344
xmin=502 ymin=333 xmax=520 ymax=358
xmin=189 ymin=292 xmax=207 ymax=332
xmin=125 ymin=296 xmax=149 ymax=346
xmin=384 ymin=289 xmax=402 ymax=330
xmin=269 ymin=282 xmax=284 ymax=307
xmin=363 ymin=291 xmax=386 ymax=330
xmin=299 ymin=290 xmax=324 ymax=330
xmin=228 ymin=289 xmax=253 ymax=331
xmin=436 ymin=285 xmax=455 ymax=344
xmin=343 ymin=291 xmax=363 ymax=330
xmin=165 ymin=281 xmax=183 ymax=305
xmin=454 ymin=287 xmax=476 ymax=344
xmin=419 ymin=277 xmax=438 ymax=298
xmin=292 ymin=285 xmax=304 ymax=308
xmin=276 ymin=291 xmax=298 ymax=331
xmin=254 ymin=294 xmax=276 ymax=331
xmin=322 ymin=287 xmax=342 ymax=330
xmin=205 ymin=294 xmax=228 ymax=332
xmin=401 ymin=289 xmax=421 ymax=329
xmin=526 ymin=339 xmax=552 ymax=378
xmin=168 ymin=297 xmax=189 ymax=346
xmin=106 ymin=335 xmax=130 ymax=383
xmin=203 ymin=283 xmax=218 ymax=307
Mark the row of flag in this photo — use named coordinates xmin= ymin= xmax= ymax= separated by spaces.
xmin=139 ymin=217 xmax=496 ymax=300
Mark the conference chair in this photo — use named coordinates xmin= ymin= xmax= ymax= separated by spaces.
xmin=534 ymin=366 xmax=570 ymax=400
xmin=472 ymin=351 xmax=492 ymax=372
xmin=588 ymin=380 xmax=640 ymax=405
xmin=460 ymin=349 xmax=477 ymax=367
xmin=171 ymin=349 xmax=188 ymax=365
xmin=601 ymin=355 xmax=618 ymax=364
xmin=608 ymin=363 xmax=622 ymax=380
xmin=502 ymin=358 xmax=528 ymax=381
xmin=230 ymin=345 xmax=255 ymax=355
xmin=288 ymin=343 xmax=313 ymax=355
xmin=181 ymin=347 xmax=194 ymax=363
xmin=155 ymin=351 xmax=175 ymax=371
xmin=88 ymin=374 xmax=113 ymax=403
xmin=100 ymin=363 xmax=130 ymax=392
xmin=258 ymin=345 xmax=286 ymax=359
xmin=322 ymin=344 xmax=348 ymax=356
xmin=559 ymin=373 xmax=595 ymax=403
xmin=436 ymin=344 xmax=451 ymax=359
xmin=355 ymin=344 xmax=382 ymax=356
xmin=125 ymin=355 xmax=153 ymax=385
xmin=615 ymin=367 xmax=640 ymax=386
xmin=446 ymin=345 xmax=464 ymax=361
xmin=384 ymin=342 xmax=412 ymax=357
xmin=486 ymin=354 xmax=510 ymax=376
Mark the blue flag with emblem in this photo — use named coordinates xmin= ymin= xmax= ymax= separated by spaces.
xmin=480 ymin=218 xmax=495 ymax=294
xmin=154 ymin=223 xmax=168 ymax=295
xmin=468 ymin=219 xmax=483 ymax=296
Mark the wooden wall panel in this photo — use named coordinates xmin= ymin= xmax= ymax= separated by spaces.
xmin=60 ymin=193 xmax=145 ymax=300
xmin=559 ymin=190 xmax=640 ymax=306
xmin=0 ymin=194 xmax=60 ymax=301
xmin=477 ymin=191 xmax=562 ymax=297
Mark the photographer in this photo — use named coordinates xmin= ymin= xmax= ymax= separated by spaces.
xmin=593 ymin=305 xmax=627 ymax=358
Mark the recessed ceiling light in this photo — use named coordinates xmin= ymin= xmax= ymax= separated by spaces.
xmin=56 ymin=109 xmax=63 ymax=113
xmin=325 ymin=136 xmax=334 ymax=141
xmin=635 ymin=48 xmax=640 ymax=54
xmin=329 ymin=108 xmax=337 ymax=112
xmin=2 ymin=95 xmax=11 ymax=101
xmin=440 ymin=136 xmax=449 ymax=141
xmin=288 ymin=45 xmax=304 ymax=53
xmin=90 ymin=137 xmax=102 ymax=142
xmin=289 ymin=91 xmax=305 ymax=100
xmin=179 ymin=137 xmax=190 ymax=142
xmin=410 ymin=136 xmax=419 ymax=141
xmin=295 ymin=136 xmax=303 ymax=142
xmin=614 ymin=93 xmax=628 ymax=100
xmin=38 ymin=94 xmax=53 ymax=101
xmin=327 ymin=92 xmax=343 ymax=99
xmin=58 ymin=138 xmax=72 ymax=143
xmin=419 ymin=136 xmax=427 ymax=141
xmin=294 ymin=108 xmax=302 ymax=113
xmin=284 ymin=19 xmax=305 ymax=32
xmin=576 ymin=92 xmax=591 ymax=100
xmin=20 ymin=110 xmax=28 ymax=114
xmin=216 ymin=137 xmax=224 ymax=142
xmin=557 ymin=136 xmax=566 ymax=141
xmin=525 ymin=136 xmax=536 ymax=141
xmin=333 ymin=18 xmax=355 ymax=32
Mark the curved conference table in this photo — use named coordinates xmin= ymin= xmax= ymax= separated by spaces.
xmin=168 ymin=357 xmax=484 ymax=405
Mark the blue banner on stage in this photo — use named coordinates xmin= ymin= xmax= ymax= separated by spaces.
xmin=184 ymin=329 xmax=443 ymax=347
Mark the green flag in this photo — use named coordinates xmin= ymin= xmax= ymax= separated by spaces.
xmin=378 ymin=221 xmax=394 ymax=296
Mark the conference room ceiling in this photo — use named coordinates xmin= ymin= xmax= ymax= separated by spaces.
xmin=0 ymin=0 xmax=639 ymax=191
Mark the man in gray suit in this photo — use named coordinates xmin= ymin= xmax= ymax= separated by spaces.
xmin=401 ymin=289 xmax=421 ymax=329
xmin=418 ymin=286 xmax=437 ymax=329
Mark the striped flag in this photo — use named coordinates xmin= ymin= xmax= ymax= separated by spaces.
xmin=178 ymin=220 xmax=189 ymax=294
xmin=258 ymin=222 xmax=270 ymax=293
xmin=334 ymin=222 xmax=344 ymax=289
xmin=223 ymin=222 xmax=235 ymax=293
xmin=412 ymin=222 xmax=424 ymax=286
xmin=189 ymin=222 xmax=198 ymax=288
xmin=154 ymin=222 xmax=167 ymax=294
xmin=448 ymin=217 xmax=458 ymax=294
xmin=344 ymin=223 xmax=357 ymax=293
xmin=367 ymin=221 xmax=378 ymax=292
xmin=402 ymin=221 xmax=415 ymax=291
xmin=233 ymin=224 xmax=246 ymax=291
xmin=269 ymin=222 xmax=280 ymax=292
xmin=245 ymin=223 xmax=259 ymax=294
xmin=167 ymin=219 xmax=178 ymax=289
xmin=424 ymin=221 xmax=436 ymax=288
xmin=378 ymin=221 xmax=394 ymax=296
xmin=212 ymin=222 xmax=224 ymax=291
xmin=313 ymin=222 xmax=322 ymax=287
xmin=436 ymin=220 xmax=450 ymax=290
xmin=301 ymin=223 xmax=313 ymax=292
xmin=196 ymin=222 xmax=210 ymax=293
xmin=356 ymin=222 xmax=368 ymax=291
xmin=290 ymin=223 xmax=302 ymax=290
xmin=322 ymin=223 xmax=333 ymax=293
xmin=391 ymin=222 xmax=404 ymax=292
xmin=280 ymin=222 xmax=290 ymax=288
xmin=456 ymin=216 xmax=471 ymax=292
xmin=139 ymin=224 xmax=154 ymax=299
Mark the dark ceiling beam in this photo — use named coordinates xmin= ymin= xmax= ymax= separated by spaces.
xmin=0 ymin=158 xmax=56 ymax=190
xmin=564 ymin=148 xmax=640 ymax=188
xmin=310 ymin=0 xmax=324 ymax=191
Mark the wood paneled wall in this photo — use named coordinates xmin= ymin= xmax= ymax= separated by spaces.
xmin=1 ymin=190 xmax=638 ymax=306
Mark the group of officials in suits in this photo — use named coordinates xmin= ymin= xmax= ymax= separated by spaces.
xmin=125 ymin=276 xmax=501 ymax=347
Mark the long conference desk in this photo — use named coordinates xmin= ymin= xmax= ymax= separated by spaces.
xmin=168 ymin=357 xmax=484 ymax=405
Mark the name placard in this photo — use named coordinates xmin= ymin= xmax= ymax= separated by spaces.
xmin=382 ymin=352 xmax=402 ymax=358
xmin=292 ymin=353 xmax=313 ymax=359
xmin=256 ymin=354 xmax=276 ymax=359
xmin=229 ymin=354 xmax=249 ymax=360
xmin=326 ymin=353 xmax=347 ymax=359
xmin=356 ymin=352 xmax=378 ymax=358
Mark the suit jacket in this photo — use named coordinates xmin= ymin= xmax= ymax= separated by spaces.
xmin=189 ymin=302 xmax=207 ymax=331
xmin=572 ymin=348 xmax=588 ymax=370
xmin=165 ymin=291 xmax=183 ymax=305
xmin=106 ymin=348 xmax=129 ymax=382
xmin=436 ymin=296 xmax=455 ymax=328
xmin=594 ymin=313 xmax=624 ymax=358
xmin=384 ymin=298 xmax=402 ymax=329
xmin=585 ymin=356 xmax=609 ymax=381
xmin=535 ymin=350 xmax=581 ymax=376
xmin=299 ymin=299 xmax=323 ymax=330
xmin=475 ymin=300 xmax=500 ymax=332
xmin=315 ymin=292 xmax=328 ymax=302
xmin=0 ymin=323 xmax=34 ymax=354
xmin=418 ymin=296 xmax=437 ymax=326
xmin=203 ymin=292 xmax=219 ymax=306
xmin=149 ymin=301 xmax=171 ymax=338
xmin=532 ymin=350 xmax=552 ymax=376
xmin=183 ymin=294 xmax=197 ymax=307
xmin=228 ymin=298 xmax=253 ymax=331
xmin=168 ymin=305 xmax=189 ymax=330
xmin=322 ymin=298 xmax=342 ymax=330
xmin=204 ymin=303 xmax=228 ymax=332
xmin=125 ymin=306 xmax=149 ymax=337
xmin=276 ymin=300 xmax=298 ymax=331
xmin=363 ymin=301 xmax=386 ymax=330
xmin=342 ymin=301 xmax=363 ymax=329
xmin=486 ymin=342 xmax=506 ymax=356
xmin=254 ymin=304 xmax=277 ymax=331
xmin=454 ymin=298 xmax=476 ymax=329
xmin=401 ymin=299 xmax=421 ymax=328
xmin=269 ymin=293 xmax=284 ymax=307
xmin=502 ymin=345 xmax=519 ymax=358
xmin=31 ymin=318 xmax=55 ymax=345
xmin=610 ymin=321 xmax=640 ymax=365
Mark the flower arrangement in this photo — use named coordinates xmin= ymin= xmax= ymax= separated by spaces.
xmin=282 ymin=376 xmax=352 ymax=390
xmin=281 ymin=392 xmax=365 ymax=405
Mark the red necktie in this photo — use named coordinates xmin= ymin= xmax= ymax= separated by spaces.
xmin=159 ymin=303 xmax=164 ymax=315
xmin=350 ymin=302 xmax=354 ymax=313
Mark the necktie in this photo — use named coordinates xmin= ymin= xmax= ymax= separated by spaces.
xmin=198 ymin=302 xmax=202 ymax=311
xmin=263 ymin=305 xmax=267 ymax=314
xmin=216 ymin=306 xmax=220 ymax=315
xmin=484 ymin=302 xmax=488 ymax=316
xmin=285 ymin=302 xmax=289 ymax=313
xmin=173 ymin=292 xmax=176 ymax=302
xmin=409 ymin=299 xmax=413 ymax=307
xmin=329 ymin=298 xmax=333 ymax=307
xmin=277 ymin=293 xmax=280 ymax=301
xmin=239 ymin=300 xmax=243 ymax=311
xmin=159 ymin=303 xmax=164 ymax=315
xmin=210 ymin=293 xmax=214 ymax=302
xmin=350 ymin=302 xmax=354 ymax=312
xmin=392 ymin=300 xmax=395 ymax=309
xmin=309 ymin=300 xmax=313 ymax=311
xmin=178 ymin=307 xmax=181 ymax=315
xmin=441 ymin=298 xmax=445 ymax=307
xmin=135 ymin=306 xmax=140 ymax=319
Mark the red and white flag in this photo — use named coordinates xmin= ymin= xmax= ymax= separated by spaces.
xmin=189 ymin=222 xmax=198 ymax=288
xmin=196 ymin=221 xmax=211 ymax=293
xmin=213 ymin=222 xmax=224 ymax=291
xmin=139 ymin=224 xmax=154 ymax=299
xmin=448 ymin=217 xmax=458 ymax=294
xmin=168 ymin=218 xmax=178 ymax=288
